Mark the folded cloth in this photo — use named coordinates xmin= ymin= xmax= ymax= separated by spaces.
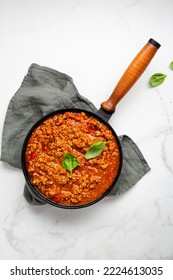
xmin=1 ymin=63 xmax=150 ymax=205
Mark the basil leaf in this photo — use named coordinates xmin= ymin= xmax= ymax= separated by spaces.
xmin=85 ymin=142 xmax=107 ymax=159
xmin=170 ymin=61 xmax=173 ymax=70
xmin=62 ymin=153 xmax=78 ymax=176
xmin=149 ymin=73 xmax=167 ymax=87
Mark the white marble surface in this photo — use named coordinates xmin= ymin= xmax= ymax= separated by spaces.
xmin=0 ymin=0 xmax=173 ymax=260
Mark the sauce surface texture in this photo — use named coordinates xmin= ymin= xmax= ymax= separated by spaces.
xmin=25 ymin=112 xmax=121 ymax=206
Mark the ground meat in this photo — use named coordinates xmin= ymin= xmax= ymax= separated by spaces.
xmin=25 ymin=111 xmax=121 ymax=206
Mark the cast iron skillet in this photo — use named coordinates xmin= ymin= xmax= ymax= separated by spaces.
xmin=21 ymin=38 xmax=160 ymax=209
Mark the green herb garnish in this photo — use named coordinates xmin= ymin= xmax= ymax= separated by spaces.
xmin=62 ymin=153 xmax=78 ymax=177
xmin=170 ymin=61 xmax=173 ymax=70
xmin=85 ymin=142 xmax=107 ymax=160
xmin=149 ymin=73 xmax=167 ymax=87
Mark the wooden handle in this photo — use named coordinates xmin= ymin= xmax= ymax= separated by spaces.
xmin=101 ymin=39 xmax=161 ymax=113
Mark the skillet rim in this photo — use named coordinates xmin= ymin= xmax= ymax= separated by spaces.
xmin=21 ymin=108 xmax=123 ymax=209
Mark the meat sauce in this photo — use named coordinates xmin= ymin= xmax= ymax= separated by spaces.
xmin=25 ymin=112 xmax=121 ymax=206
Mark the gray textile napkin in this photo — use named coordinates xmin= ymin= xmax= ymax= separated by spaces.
xmin=1 ymin=63 xmax=150 ymax=205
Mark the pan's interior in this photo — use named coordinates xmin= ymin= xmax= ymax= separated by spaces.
xmin=22 ymin=108 xmax=122 ymax=209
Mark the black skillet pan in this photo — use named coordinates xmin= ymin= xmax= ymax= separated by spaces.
xmin=21 ymin=38 xmax=161 ymax=209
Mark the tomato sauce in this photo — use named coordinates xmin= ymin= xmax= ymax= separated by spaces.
xmin=25 ymin=112 xmax=121 ymax=206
